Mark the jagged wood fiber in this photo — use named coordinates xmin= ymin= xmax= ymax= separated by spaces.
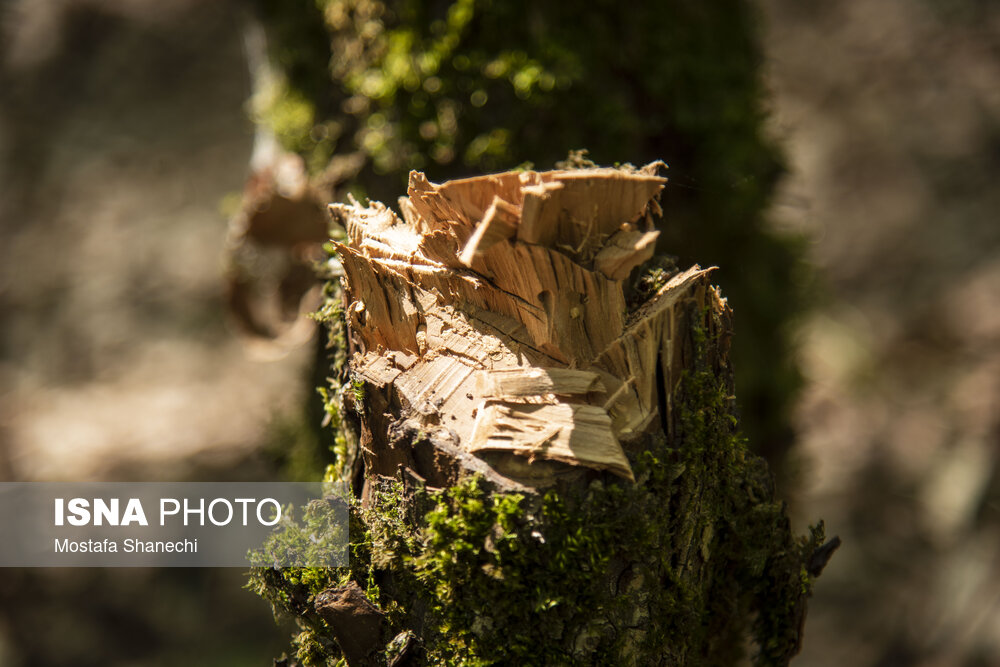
xmin=332 ymin=163 xmax=721 ymax=488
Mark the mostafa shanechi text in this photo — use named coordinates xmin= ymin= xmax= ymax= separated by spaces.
xmin=54 ymin=538 xmax=199 ymax=553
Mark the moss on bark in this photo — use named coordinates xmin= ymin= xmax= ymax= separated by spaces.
xmin=250 ymin=302 xmax=829 ymax=666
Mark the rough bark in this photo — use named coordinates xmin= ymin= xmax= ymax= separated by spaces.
xmin=314 ymin=582 xmax=386 ymax=665
xmin=245 ymin=164 xmax=835 ymax=666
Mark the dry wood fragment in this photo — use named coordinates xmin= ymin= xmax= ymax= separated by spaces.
xmin=468 ymin=401 xmax=633 ymax=480
xmin=458 ymin=196 xmax=520 ymax=266
xmin=594 ymin=229 xmax=661 ymax=280
xmin=475 ymin=368 xmax=605 ymax=397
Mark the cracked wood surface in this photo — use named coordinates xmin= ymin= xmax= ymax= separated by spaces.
xmin=332 ymin=163 xmax=729 ymax=487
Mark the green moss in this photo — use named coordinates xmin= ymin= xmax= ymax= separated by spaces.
xmin=249 ymin=492 xmax=349 ymax=576
xmin=308 ymin=280 xmax=354 ymax=477
xmin=292 ymin=628 xmax=335 ymax=667
xmin=350 ymin=378 xmax=366 ymax=404
xmin=251 ymin=307 xmax=823 ymax=665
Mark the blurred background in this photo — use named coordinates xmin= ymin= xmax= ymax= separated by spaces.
xmin=763 ymin=2 xmax=1000 ymax=665
xmin=0 ymin=0 xmax=998 ymax=665
xmin=0 ymin=1 xmax=307 ymax=664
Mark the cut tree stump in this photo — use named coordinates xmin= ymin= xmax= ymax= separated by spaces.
xmin=331 ymin=162 xmax=706 ymax=489
xmin=261 ymin=163 xmax=835 ymax=666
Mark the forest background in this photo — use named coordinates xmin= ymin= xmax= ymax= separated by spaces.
xmin=0 ymin=1 xmax=999 ymax=665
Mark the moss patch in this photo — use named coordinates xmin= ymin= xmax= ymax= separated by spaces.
xmin=250 ymin=307 xmax=824 ymax=666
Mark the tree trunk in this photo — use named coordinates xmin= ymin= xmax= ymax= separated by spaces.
xmin=250 ymin=164 xmax=835 ymax=666
xmin=248 ymin=0 xmax=809 ymax=474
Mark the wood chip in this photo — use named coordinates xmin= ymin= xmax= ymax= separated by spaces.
xmin=468 ymin=401 xmax=634 ymax=480
xmin=476 ymin=368 xmax=605 ymax=398
xmin=594 ymin=229 xmax=661 ymax=280
xmin=458 ymin=196 xmax=521 ymax=266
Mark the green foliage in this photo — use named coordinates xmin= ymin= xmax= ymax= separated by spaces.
xmin=256 ymin=0 xmax=776 ymax=182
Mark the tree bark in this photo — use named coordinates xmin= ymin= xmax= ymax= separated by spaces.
xmin=263 ymin=164 xmax=835 ymax=666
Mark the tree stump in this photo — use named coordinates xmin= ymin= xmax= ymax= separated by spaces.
xmin=254 ymin=163 xmax=834 ymax=666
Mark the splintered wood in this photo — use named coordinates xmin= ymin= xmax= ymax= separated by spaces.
xmin=332 ymin=163 xmax=727 ymax=484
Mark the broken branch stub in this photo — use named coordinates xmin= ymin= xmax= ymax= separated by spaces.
xmin=331 ymin=162 xmax=728 ymax=488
